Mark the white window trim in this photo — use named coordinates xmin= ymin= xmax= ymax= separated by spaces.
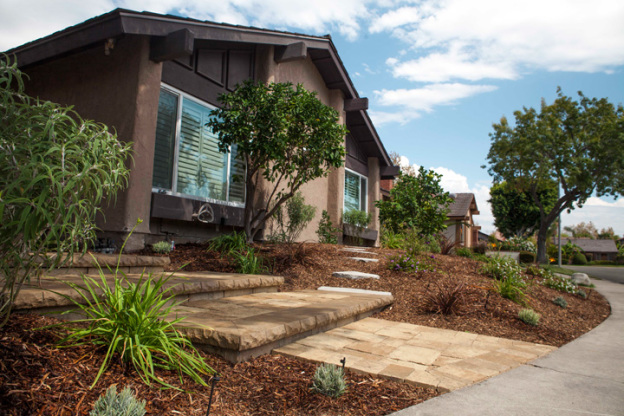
xmin=152 ymin=83 xmax=245 ymax=208
xmin=343 ymin=167 xmax=368 ymax=213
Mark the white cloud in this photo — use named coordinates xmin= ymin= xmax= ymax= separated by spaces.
xmin=373 ymin=83 xmax=496 ymax=123
xmin=376 ymin=0 xmax=624 ymax=82
xmin=562 ymin=197 xmax=624 ymax=236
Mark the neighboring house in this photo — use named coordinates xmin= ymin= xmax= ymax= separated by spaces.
xmin=8 ymin=9 xmax=399 ymax=250
xmin=443 ymin=193 xmax=480 ymax=247
xmin=560 ymin=238 xmax=619 ymax=261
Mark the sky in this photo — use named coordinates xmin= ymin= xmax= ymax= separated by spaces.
xmin=1 ymin=0 xmax=623 ymax=236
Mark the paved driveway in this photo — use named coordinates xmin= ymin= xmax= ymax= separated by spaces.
xmin=567 ymin=265 xmax=624 ymax=285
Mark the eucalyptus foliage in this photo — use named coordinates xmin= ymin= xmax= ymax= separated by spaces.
xmin=376 ymin=168 xmax=453 ymax=236
xmin=485 ymin=88 xmax=624 ymax=263
xmin=208 ymin=81 xmax=347 ymax=243
xmin=0 ymin=56 xmax=131 ymax=326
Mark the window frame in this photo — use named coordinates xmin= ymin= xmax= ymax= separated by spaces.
xmin=343 ymin=168 xmax=368 ymax=213
xmin=152 ymin=83 xmax=245 ymax=208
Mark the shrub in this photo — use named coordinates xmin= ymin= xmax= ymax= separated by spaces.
xmin=519 ymin=251 xmax=536 ymax=264
xmin=380 ymin=227 xmax=406 ymax=249
xmin=525 ymin=264 xmax=553 ymax=279
xmin=456 ymin=247 xmax=473 ymax=258
xmin=55 ymin=226 xmax=215 ymax=389
xmin=543 ymin=274 xmax=578 ymax=294
xmin=234 ymin=248 xmax=268 ymax=274
xmin=0 ymin=57 xmax=131 ymax=326
xmin=493 ymin=276 xmax=527 ymax=305
xmin=552 ymin=296 xmax=568 ymax=308
xmin=270 ymin=192 xmax=316 ymax=243
xmin=500 ymin=237 xmax=536 ymax=253
xmin=589 ymin=260 xmax=616 ymax=266
xmin=422 ymin=281 xmax=467 ymax=315
xmin=342 ymin=209 xmax=372 ymax=245
xmin=577 ymin=289 xmax=587 ymax=299
xmin=518 ymin=309 xmax=540 ymax=326
xmin=312 ymin=364 xmax=346 ymax=398
xmin=387 ymin=252 xmax=436 ymax=274
xmin=572 ymin=252 xmax=588 ymax=265
xmin=472 ymin=242 xmax=487 ymax=254
xmin=316 ymin=210 xmax=340 ymax=244
xmin=208 ymin=231 xmax=247 ymax=257
xmin=480 ymin=256 xmax=523 ymax=282
xmin=90 ymin=386 xmax=146 ymax=416
xmin=151 ymin=241 xmax=172 ymax=254
xmin=437 ymin=234 xmax=459 ymax=255
xmin=424 ymin=235 xmax=441 ymax=254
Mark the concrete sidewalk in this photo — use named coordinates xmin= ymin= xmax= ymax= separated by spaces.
xmin=390 ymin=279 xmax=624 ymax=416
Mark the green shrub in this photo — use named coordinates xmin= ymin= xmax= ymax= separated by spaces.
xmin=208 ymin=231 xmax=247 ymax=256
xmin=90 ymin=386 xmax=146 ymax=416
xmin=572 ymin=252 xmax=588 ymax=265
xmin=500 ymin=237 xmax=536 ymax=253
xmin=543 ymin=274 xmax=578 ymax=294
xmin=472 ymin=242 xmax=487 ymax=255
xmin=589 ymin=260 xmax=616 ymax=265
xmin=151 ymin=241 xmax=171 ymax=254
xmin=493 ymin=276 xmax=527 ymax=305
xmin=387 ymin=252 xmax=436 ymax=274
xmin=525 ymin=265 xmax=553 ymax=279
xmin=552 ymin=296 xmax=568 ymax=308
xmin=518 ymin=309 xmax=540 ymax=326
xmin=456 ymin=247 xmax=473 ymax=258
xmin=480 ymin=256 xmax=523 ymax=282
xmin=316 ymin=210 xmax=340 ymax=244
xmin=234 ymin=248 xmax=268 ymax=274
xmin=519 ymin=251 xmax=536 ymax=264
xmin=380 ymin=227 xmax=406 ymax=249
xmin=0 ymin=56 xmax=131 ymax=326
xmin=55 ymin=226 xmax=215 ymax=389
xmin=270 ymin=192 xmax=316 ymax=243
xmin=577 ymin=289 xmax=587 ymax=299
xmin=342 ymin=209 xmax=371 ymax=229
xmin=424 ymin=236 xmax=441 ymax=254
xmin=404 ymin=230 xmax=432 ymax=256
xmin=312 ymin=363 xmax=346 ymax=398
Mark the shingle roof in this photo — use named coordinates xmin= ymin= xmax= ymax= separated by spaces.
xmin=447 ymin=193 xmax=478 ymax=218
xmin=561 ymin=238 xmax=618 ymax=253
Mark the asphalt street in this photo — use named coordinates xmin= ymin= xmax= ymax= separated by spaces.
xmin=567 ymin=265 xmax=624 ymax=285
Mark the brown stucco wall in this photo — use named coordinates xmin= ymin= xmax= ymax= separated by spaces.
xmin=23 ymin=35 xmax=163 ymax=250
xmin=367 ymin=157 xmax=381 ymax=246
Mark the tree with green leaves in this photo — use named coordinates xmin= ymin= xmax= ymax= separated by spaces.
xmin=489 ymin=180 xmax=557 ymax=238
xmin=376 ymin=167 xmax=453 ymax=236
xmin=485 ymin=88 xmax=624 ymax=263
xmin=208 ymin=81 xmax=347 ymax=243
xmin=0 ymin=57 xmax=131 ymax=326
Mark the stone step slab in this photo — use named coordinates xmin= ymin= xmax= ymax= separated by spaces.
xmin=172 ymin=289 xmax=394 ymax=362
xmin=349 ymin=257 xmax=379 ymax=263
xmin=14 ymin=271 xmax=283 ymax=312
xmin=332 ymin=271 xmax=380 ymax=280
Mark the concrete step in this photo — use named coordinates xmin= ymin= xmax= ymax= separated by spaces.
xmin=14 ymin=271 xmax=283 ymax=315
xmin=172 ymin=289 xmax=394 ymax=363
xmin=42 ymin=253 xmax=171 ymax=276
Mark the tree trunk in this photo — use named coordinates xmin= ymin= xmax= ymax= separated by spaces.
xmin=536 ymin=222 xmax=550 ymax=264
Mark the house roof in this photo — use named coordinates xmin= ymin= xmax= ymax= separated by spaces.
xmin=6 ymin=8 xmax=397 ymax=171
xmin=561 ymin=238 xmax=618 ymax=253
xmin=447 ymin=193 xmax=480 ymax=219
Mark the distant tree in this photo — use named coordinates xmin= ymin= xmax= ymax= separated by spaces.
xmin=598 ymin=227 xmax=620 ymax=240
xmin=376 ymin=167 xmax=453 ymax=236
xmin=388 ymin=151 xmax=417 ymax=177
xmin=485 ymin=88 xmax=624 ymax=263
xmin=208 ymin=81 xmax=347 ymax=243
xmin=563 ymin=221 xmax=599 ymax=239
xmin=489 ymin=180 xmax=557 ymax=238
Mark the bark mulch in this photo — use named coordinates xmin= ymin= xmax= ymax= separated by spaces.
xmin=0 ymin=315 xmax=437 ymax=416
xmin=1 ymin=242 xmax=610 ymax=415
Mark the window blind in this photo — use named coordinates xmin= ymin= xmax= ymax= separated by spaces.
xmin=152 ymin=90 xmax=178 ymax=190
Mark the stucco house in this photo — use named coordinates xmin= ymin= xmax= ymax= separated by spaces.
xmin=443 ymin=193 xmax=480 ymax=247
xmin=8 ymin=9 xmax=399 ymax=250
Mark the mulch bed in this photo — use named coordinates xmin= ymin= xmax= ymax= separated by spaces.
xmin=0 ymin=315 xmax=437 ymax=415
xmin=168 ymin=242 xmax=611 ymax=347
xmin=1 ymin=242 xmax=611 ymax=415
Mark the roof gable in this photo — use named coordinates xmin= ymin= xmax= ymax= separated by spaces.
xmin=447 ymin=193 xmax=479 ymax=219
xmin=561 ymin=238 xmax=618 ymax=253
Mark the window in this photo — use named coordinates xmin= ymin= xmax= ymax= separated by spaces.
xmin=152 ymin=85 xmax=245 ymax=205
xmin=344 ymin=169 xmax=367 ymax=212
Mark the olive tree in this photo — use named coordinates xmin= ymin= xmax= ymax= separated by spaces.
xmin=208 ymin=81 xmax=347 ymax=243
xmin=0 ymin=57 xmax=131 ymax=326
xmin=485 ymin=88 xmax=624 ymax=263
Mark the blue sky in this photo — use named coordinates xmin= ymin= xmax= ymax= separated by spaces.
xmin=2 ymin=0 xmax=623 ymax=236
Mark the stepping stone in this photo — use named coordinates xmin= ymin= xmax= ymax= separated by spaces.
xmin=341 ymin=247 xmax=368 ymax=253
xmin=349 ymin=257 xmax=379 ymax=263
xmin=332 ymin=271 xmax=380 ymax=280
xmin=318 ymin=286 xmax=391 ymax=296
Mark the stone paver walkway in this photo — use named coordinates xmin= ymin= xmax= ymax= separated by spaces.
xmin=275 ymin=317 xmax=556 ymax=392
